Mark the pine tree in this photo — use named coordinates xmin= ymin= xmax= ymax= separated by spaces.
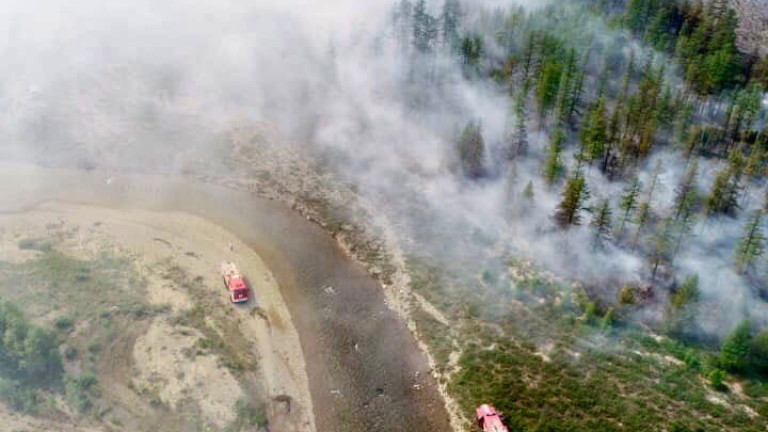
xmin=513 ymin=91 xmax=528 ymax=157
xmin=633 ymin=201 xmax=652 ymax=251
xmin=734 ymin=83 xmax=762 ymax=141
xmin=554 ymin=49 xmax=578 ymax=126
xmin=667 ymin=274 xmax=701 ymax=338
xmin=603 ymin=103 xmax=623 ymax=177
xmin=543 ymin=128 xmax=566 ymax=185
xmin=413 ymin=0 xmax=437 ymax=53
xmin=633 ymin=161 xmax=663 ymax=250
xmin=745 ymin=145 xmax=766 ymax=180
xmin=555 ymin=171 xmax=590 ymax=228
xmin=626 ymin=0 xmax=653 ymax=34
xmin=568 ymin=68 xmax=586 ymax=125
xmin=649 ymin=218 xmax=673 ymax=280
xmin=619 ymin=177 xmax=642 ymax=235
xmin=621 ymin=52 xmax=635 ymax=101
xmin=457 ymin=121 xmax=485 ymax=178
xmin=720 ymin=320 xmax=753 ymax=372
xmin=521 ymin=32 xmax=537 ymax=89
xmin=672 ymin=201 xmax=696 ymax=258
xmin=460 ymin=35 xmax=484 ymax=69
xmin=536 ymin=61 xmax=564 ymax=122
xmin=735 ymin=211 xmax=766 ymax=274
xmin=706 ymin=167 xmax=740 ymax=217
xmin=580 ymin=97 xmax=609 ymax=166
xmin=675 ymin=99 xmax=694 ymax=147
xmin=671 ymin=275 xmax=700 ymax=309
xmin=674 ymin=162 xmax=699 ymax=220
xmin=394 ymin=0 xmax=413 ymax=53
xmin=646 ymin=2 xmax=673 ymax=50
xmin=523 ymin=180 xmax=535 ymax=201
xmin=591 ymin=199 xmax=613 ymax=247
xmin=441 ymin=0 xmax=461 ymax=50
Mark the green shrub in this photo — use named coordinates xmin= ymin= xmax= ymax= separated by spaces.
xmin=54 ymin=316 xmax=75 ymax=332
xmin=0 ymin=377 xmax=40 ymax=413
xmin=619 ymin=286 xmax=636 ymax=305
xmin=601 ymin=307 xmax=616 ymax=330
xmin=708 ymin=369 xmax=727 ymax=391
xmin=719 ymin=321 xmax=752 ymax=372
xmin=63 ymin=346 xmax=78 ymax=360
xmin=17 ymin=239 xmax=53 ymax=253
xmin=65 ymin=374 xmax=98 ymax=413
xmin=750 ymin=330 xmax=768 ymax=372
xmin=236 ymin=399 xmax=268 ymax=427
xmin=584 ymin=301 xmax=598 ymax=324
xmin=0 ymin=301 xmax=63 ymax=385
xmin=671 ymin=275 xmax=700 ymax=309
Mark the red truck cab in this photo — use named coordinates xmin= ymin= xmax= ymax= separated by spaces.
xmin=476 ymin=404 xmax=509 ymax=432
xmin=221 ymin=262 xmax=250 ymax=303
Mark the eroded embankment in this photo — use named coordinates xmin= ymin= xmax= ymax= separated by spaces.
xmin=0 ymin=163 xmax=451 ymax=432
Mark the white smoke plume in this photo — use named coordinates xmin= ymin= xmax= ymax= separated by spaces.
xmin=0 ymin=0 xmax=765 ymax=339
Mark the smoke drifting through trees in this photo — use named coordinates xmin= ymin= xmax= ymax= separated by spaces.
xmin=0 ymin=0 xmax=765 ymax=343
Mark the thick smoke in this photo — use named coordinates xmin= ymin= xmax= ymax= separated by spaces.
xmin=0 ymin=0 xmax=765 ymax=339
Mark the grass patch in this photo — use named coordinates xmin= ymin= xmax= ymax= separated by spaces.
xmin=407 ymin=255 xmax=768 ymax=431
xmin=230 ymin=398 xmax=268 ymax=429
xmin=165 ymin=263 xmax=257 ymax=376
xmin=0 ymin=239 xmax=157 ymax=416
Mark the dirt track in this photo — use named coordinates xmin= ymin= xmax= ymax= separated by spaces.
xmin=0 ymin=163 xmax=452 ymax=432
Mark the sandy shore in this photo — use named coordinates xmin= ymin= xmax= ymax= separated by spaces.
xmin=0 ymin=201 xmax=315 ymax=432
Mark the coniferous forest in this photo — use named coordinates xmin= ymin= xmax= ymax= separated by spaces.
xmin=371 ymin=1 xmax=768 ymax=430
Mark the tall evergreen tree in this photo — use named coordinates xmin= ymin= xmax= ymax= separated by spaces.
xmin=394 ymin=0 xmax=413 ymax=53
xmin=706 ymin=167 xmax=741 ymax=217
xmin=634 ymin=161 xmax=663 ymax=250
xmin=413 ymin=0 xmax=438 ymax=53
xmin=460 ymin=35 xmax=484 ymax=71
xmin=554 ymin=49 xmax=578 ymax=126
xmin=536 ymin=61 xmax=564 ymax=122
xmin=543 ymin=128 xmax=566 ymax=185
xmin=555 ymin=170 xmax=590 ymax=228
xmin=619 ymin=177 xmax=642 ymax=235
xmin=591 ymin=199 xmax=614 ymax=247
xmin=457 ymin=121 xmax=485 ymax=179
xmin=672 ymin=201 xmax=697 ymax=258
xmin=521 ymin=32 xmax=537 ymax=89
xmin=441 ymin=0 xmax=461 ymax=50
xmin=580 ymin=97 xmax=609 ymax=165
xmin=513 ymin=91 xmax=528 ymax=157
xmin=523 ymin=180 xmax=535 ymax=202
xmin=735 ymin=211 xmax=766 ymax=274
xmin=649 ymin=218 xmax=674 ymax=280
xmin=674 ymin=162 xmax=699 ymax=220
xmin=745 ymin=145 xmax=767 ymax=180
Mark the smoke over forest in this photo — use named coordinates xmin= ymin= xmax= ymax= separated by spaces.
xmin=1 ymin=0 xmax=766 ymax=340
xmin=3 ymin=0 xmax=768 ymax=430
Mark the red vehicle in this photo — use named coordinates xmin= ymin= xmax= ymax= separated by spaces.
xmin=476 ymin=404 xmax=509 ymax=432
xmin=221 ymin=262 xmax=250 ymax=303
